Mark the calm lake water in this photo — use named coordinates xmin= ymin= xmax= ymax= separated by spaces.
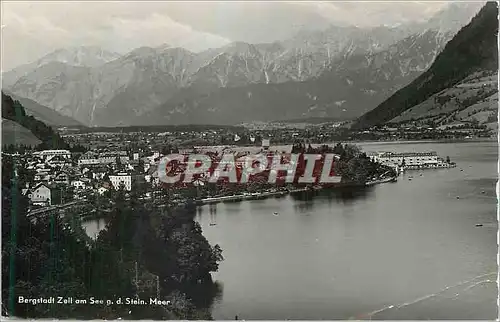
xmin=84 ymin=141 xmax=499 ymax=320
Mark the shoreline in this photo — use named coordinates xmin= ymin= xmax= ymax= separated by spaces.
xmin=353 ymin=138 xmax=497 ymax=144
xmin=199 ymin=187 xmax=309 ymax=205
xmin=197 ymin=178 xmax=399 ymax=205
xmin=203 ymin=138 xmax=497 ymax=152
xmin=365 ymin=176 xmax=398 ymax=186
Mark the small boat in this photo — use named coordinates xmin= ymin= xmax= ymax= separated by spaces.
xmin=419 ymin=173 xmax=423 ymax=177
xmin=456 ymin=196 xmax=460 ymax=199
xmin=481 ymin=190 xmax=486 ymax=194
xmin=209 ymin=223 xmax=217 ymax=226
xmin=273 ymin=212 xmax=279 ymax=216
xmin=475 ymin=224 xmax=483 ymax=227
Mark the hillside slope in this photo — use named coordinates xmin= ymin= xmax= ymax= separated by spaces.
xmin=1 ymin=118 xmax=42 ymax=147
xmin=353 ymin=1 xmax=498 ymax=129
xmin=2 ymin=92 xmax=69 ymax=149
xmin=389 ymin=71 xmax=498 ymax=130
xmin=2 ymin=91 xmax=82 ymax=127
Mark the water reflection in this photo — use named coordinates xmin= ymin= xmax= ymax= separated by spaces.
xmin=196 ymin=142 xmax=498 ymax=320
xmin=293 ymin=200 xmax=314 ymax=213
xmin=180 ymin=279 xmax=224 ymax=310
xmin=209 ymin=205 xmax=217 ymax=225
xmin=81 ymin=142 xmax=497 ymax=320
xmin=289 ymin=186 xmax=375 ymax=206
xmin=209 ymin=204 xmax=217 ymax=216
xmin=196 ymin=187 xmax=376 ymax=217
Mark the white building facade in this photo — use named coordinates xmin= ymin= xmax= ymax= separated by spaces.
xmin=39 ymin=150 xmax=71 ymax=159
xmin=373 ymin=151 xmax=450 ymax=169
xmin=109 ymin=173 xmax=144 ymax=191
xmin=110 ymin=173 xmax=133 ymax=191
xmin=29 ymin=183 xmax=52 ymax=206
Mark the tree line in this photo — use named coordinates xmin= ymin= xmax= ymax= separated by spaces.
xmin=2 ymin=92 xmax=86 ymax=152
xmin=1 ymin=155 xmax=223 ymax=319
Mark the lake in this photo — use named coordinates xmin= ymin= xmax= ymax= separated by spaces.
xmin=83 ymin=141 xmax=498 ymax=320
xmin=196 ymin=141 xmax=498 ymax=320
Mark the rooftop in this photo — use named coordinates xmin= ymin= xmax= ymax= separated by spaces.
xmin=378 ymin=151 xmax=438 ymax=157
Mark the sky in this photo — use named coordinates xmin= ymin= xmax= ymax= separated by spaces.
xmin=0 ymin=1 xmax=479 ymax=71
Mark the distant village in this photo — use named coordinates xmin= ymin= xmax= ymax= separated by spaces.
xmin=9 ymin=127 xmax=460 ymax=213
xmin=7 ymin=115 xmax=486 ymax=212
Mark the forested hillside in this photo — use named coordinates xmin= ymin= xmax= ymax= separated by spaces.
xmin=353 ymin=1 xmax=498 ymax=129
xmin=2 ymin=157 xmax=223 ymax=319
xmin=2 ymin=92 xmax=69 ymax=149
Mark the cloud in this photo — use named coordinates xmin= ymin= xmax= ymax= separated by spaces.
xmin=106 ymin=13 xmax=230 ymax=52
xmin=1 ymin=5 xmax=73 ymax=70
xmin=1 ymin=1 xmax=231 ymax=70
xmin=157 ymin=2 xmax=334 ymax=43
xmin=2 ymin=7 xmax=70 ymax=37
xmin=288 ymin=1 xmax=449 ymax=27
xmin=0 ymin=1 xmax=476 ymax=70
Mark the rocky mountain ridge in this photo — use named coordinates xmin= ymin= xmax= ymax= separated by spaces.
xmin=2 ymin=2 xmax=484 ymax=126
xmin=138 ymin=29 xmax=454 ymax=125
xmin=2 ymin=46 xmax=121 ymax=87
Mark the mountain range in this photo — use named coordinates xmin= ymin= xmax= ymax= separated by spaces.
xmin=2 ymin=46 xmax=121 ymax=88
xmin=2 ymin=2 xmax=485 ymax=127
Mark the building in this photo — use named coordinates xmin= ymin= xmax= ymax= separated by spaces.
xmin=99 ymin=151 xmax=130 ymax=164
xmin=28 ymin=182 xmax=70 ymax=206
xmin=34 ymin=169 xmax=51 ymax=182
xmin=38 ymin=150 xmax=71 ymax=159
xmin=53 ymin=170 xmax=71 ymax=185
xmin=78 ymin=151 xmax=130 ymax=166
xmin=78 ymin=152 xmax=100 ymax=166
xmin=71 ymin=180 xmax=86 ymax=190
xmin=109 ymin=172 xmax=145 ymax=191
xmin=373 ymin=151 xmax=452 ymax=169
xmin=97 ymin=187 xmax=109 ymax=195
xmin=262 ymin=139 xmax=270 ymax=150
xmin=375 ymin=152 xmax=438 ymax=167
xmin=29 ymin=183 xmax=52 ymax=206
xmin=46 ymin=155 xmax=72 ymax=168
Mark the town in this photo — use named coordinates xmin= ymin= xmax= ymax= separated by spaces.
xmin=3 ymin=126 xmax=461 ymax=221
xmin=59 ymin=120 xmax=495 ymax=148
xmin=3 ymin=140 xmax=355 ymax=214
